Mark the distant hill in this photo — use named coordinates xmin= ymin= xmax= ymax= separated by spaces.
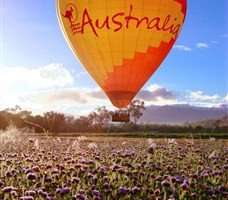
xmin=140 ymin=104 xmax=228 ymax=124
xmin=189 ymin=115 xmax=227 ymax=128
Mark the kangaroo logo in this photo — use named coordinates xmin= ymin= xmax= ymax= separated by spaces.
xmin=62 ymin=3 xmax=78 ymax=25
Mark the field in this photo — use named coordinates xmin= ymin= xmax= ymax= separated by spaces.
xmin=0 ymin=127 xmax=227 ymax=200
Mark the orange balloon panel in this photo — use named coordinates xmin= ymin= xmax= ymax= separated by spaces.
xmin=57 ymin=0 xmax=187 ymax=108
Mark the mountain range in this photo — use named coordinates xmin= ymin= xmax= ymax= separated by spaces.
xmin=140 ymin=104 xmax=227 ymax=124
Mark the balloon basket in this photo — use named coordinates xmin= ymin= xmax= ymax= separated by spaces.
xmin=112 ymin=110 xmax=130 ymax=122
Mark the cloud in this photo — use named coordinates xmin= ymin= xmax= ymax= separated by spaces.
xmin=88 ymin=90 xmax=107 ymax=99
xmin=224 ymin=94 xmax=228 ymax=102
xmin=173 ymin=45 xmax=192 ymax=51
xmin=187 ymin=91 xmax=219 ymax=101
xmin=25 ymin=87 xmax=110 ymax=105
xmin=0 ymin=63 xmax=74 ymax=91
xmin=74 ymin=71 xmax=88 ymax=78
xmin=196 ymin=43 xmax=209 ymax=48
xmin=27 ymin=89 xmax=87 ymax=105
xmin=136 ymin=84 xmax=177 ymax=105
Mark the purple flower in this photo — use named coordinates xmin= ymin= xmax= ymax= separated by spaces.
xmin=155 ymin=176 xmax=163 ymax=181
xmin=118 ymin=168 xmax=125 ymax=174
xmin=73 ymin=193 xmax=86 ymax=200
xmin=181 ymin=182 xmax=188 ymax=190
xmin=32 ymin=166 xmax=40 ymax=172
xmin=162 ymin=180 xmax=170 ymax=187
xmin=222 ymin=164 xmax=228 ymax=170
xmin=103 ymin=182 xmax=109 ymax=189
xmin=44 ymin=175 xmax=52 ymax=182
xmin=75 ymin=163 xmax=82 ymax=168
xmin=131 ymin=187 xmax=140 ymax=194
xmin=37 ymin=190 xmax=48 ymax=198
xmin=118 ymin=187 xmax=128 ymax=195
xmin=175 ymin=175 xmax=184 ymax=184
xmin=26 ymin=190 xmax=36 ymax=196
xmin=92 ymin=190 xmax=100 ymax=196
xmin=71 ymin=177 xmax=80 ymax=184
xmin=45 ymin=164 xmax=52 ymax=169
xmin=56 ymin=187 xmax=70 ymax=195
xmin=134 ymin=163 xmax=142 ymax=169
xmin=2 ymin=186 xmax=14 ymax=193
xmin=86 ymin=172 xmax=94 ymax=178
xmin=27 ymin=173 xmax=37 ymax=180
xmin=87 ymin=160 xmax=94 ymax=165
xmin=111 ymin=164 xmax=119 ymax=171
xmin=207 ymin=189 xmax=215 ymax=195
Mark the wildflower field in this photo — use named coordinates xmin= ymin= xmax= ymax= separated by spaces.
xmin=0 ymin=127 xmax=227 ymax=200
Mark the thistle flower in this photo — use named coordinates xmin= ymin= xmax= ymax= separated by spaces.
xmin=73 ymin=193 xmax=86 ymax=200
xmin=2 ymin=186 xmax=14 ymax=193
xmin=162 ymin=180 xmax=170 ymax=187
xmin=155 ymin=176 xmax=163 ymax=181
xmin=71 ymin=177 xmax=80 ymax=184
xmin=131 ymin=186 xmax=140 ymax=194
xmin=45 ymin=163 xmax=52 ymax=169
xmin=27 ymin=173 xmax=37 ymax=180
xmin=32 ymin=166 xmax=40 ymax=172
xmin=92 ymin=190 xmax=100 ymax=196
xmin=118 ymin=187 xmax=128 ymax=195
xmin=26 ymin=190 xmax=36 ymax=196
xmin=118 ymin=168 xmax=126 ymax=174
xmin=222 ymin=164 xmax=228 ymax=170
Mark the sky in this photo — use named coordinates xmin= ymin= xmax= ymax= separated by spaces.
xmin=0 ymin=0 xmax=227 ymax=116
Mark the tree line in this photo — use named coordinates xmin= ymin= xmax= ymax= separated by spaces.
xmin=0 ymin=102 xmax=227 ymax=134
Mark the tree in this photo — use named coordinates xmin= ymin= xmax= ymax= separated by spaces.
xmin=74 ymin=116 xmax=93 ymax=132
xmin=88 ymin=106 xmax=112 ymax=132
xmin=127 ymin=100 xmax=145 ymax=124
xmin=43 ymin=111 xmax=66 ymax=133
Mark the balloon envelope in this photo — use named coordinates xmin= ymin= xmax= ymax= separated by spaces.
xmin=57 ymin=0 xmax=187 ymax=108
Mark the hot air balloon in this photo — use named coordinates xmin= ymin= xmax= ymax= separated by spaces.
xmin=56 ymin=0 xmax=187 ymax=120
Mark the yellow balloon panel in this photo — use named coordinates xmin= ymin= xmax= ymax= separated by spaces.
xmin=57 ymin=0 xmax=187 ymax=108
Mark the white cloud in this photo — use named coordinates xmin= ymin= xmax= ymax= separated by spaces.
xmin=224 ymin=94 xmax=228 ymax=102
xmin=0 ymin=63 xmax=74 ymax=91
xmin=173 ymin=45 xmax=192 ymax=51
xmin=20 ymin=87 xmax=113 ymax=115
xmin=24 ymin=87 xmax=109 ymax=105
xmin=146 ymin=84 xmax=162 ymax=92
xmin=187 ymin=91 xmax=219 ymax=101
xmin=196 ymin=43 xmax=209 ymax=48
xmin=136 ymin=84 xmax=178 ymax=106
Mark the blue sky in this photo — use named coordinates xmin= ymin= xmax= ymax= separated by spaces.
xmin=0 ymin=0 xmax=227 ymax=115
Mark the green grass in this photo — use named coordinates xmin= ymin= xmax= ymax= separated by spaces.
xmin=27 ymin=131 xmax=228 ymax=139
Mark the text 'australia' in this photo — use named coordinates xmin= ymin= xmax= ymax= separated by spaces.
xmin=68 ymin=5 xmax=182 ymax=38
